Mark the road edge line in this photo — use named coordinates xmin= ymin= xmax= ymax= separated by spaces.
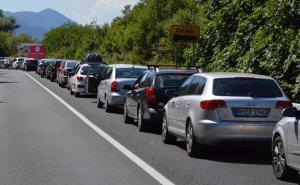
xmin=25 ymin=72 xmax=175 ymax=185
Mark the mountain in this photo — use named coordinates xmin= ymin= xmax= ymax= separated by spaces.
xmin=4 ymin=8 xmax=74 ymax=40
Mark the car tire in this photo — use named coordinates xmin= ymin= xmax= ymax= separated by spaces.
xmin=70 ymin=87 xmax=74 ymax=95
xmin=74 ymin=92 xmax=80 ymax=97
xmin=97 ymin=96 xmax=103 ymax=108
xmin=272 ymin=136 xmax=298 ymax=180
xmin=162 ymin=114 xmax=176 ymax=144
xmin=104 ymin=99 xmax=113 ymax=112
xmin=186 ymin=120 xmax=202 ymax=157
xmin=137 ymin=106 xmax=147 ymax=132
xmin=123 ymin=100 xmax=132 ymax=124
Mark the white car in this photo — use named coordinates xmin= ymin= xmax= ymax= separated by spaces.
xmin=272 ymin=107 xmax=300 ymax=180
xmin=69 ymin=63 xmax=90 ymax=97
xmin=97 ymin=64 xmax=147 ymax=112
xmin=12 ymin=58 xmax=24 ymax=69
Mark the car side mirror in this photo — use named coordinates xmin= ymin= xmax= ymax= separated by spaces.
xmin=123 ymin=85 xmax=132 ymax=91
xmin=69 ymin=72 xmax=74 ymax=77
xmin=282 ymin=107 xmax=299 ymax=118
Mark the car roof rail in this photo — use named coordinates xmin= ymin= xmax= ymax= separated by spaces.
xmin=147 ymin=64 xmax=202 ymax=72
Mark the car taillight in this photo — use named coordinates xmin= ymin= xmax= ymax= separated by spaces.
xmin=200 ymin=100 xmax=227 ymax=110
xmin=64 ymin=70 xmax=69 ymax=76
xmin=77 ymin=76 xmax=83 ymax=81
xmin=275 ymin=101 xmax=293 ymax=109
xmin=146 ymin=87 xmax=157 ymax=106
xmin=111 ymin=81 xmax=120 ymax=92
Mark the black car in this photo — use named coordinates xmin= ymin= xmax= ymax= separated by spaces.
xmin=49 ymin=60 xmax=62 ymax=82
xmin=23 ymin=58 xmax=38 ymax=71
xmin=123 ymin=69 xmax=197 ymax=131
xmin=85 ymin=63 xmax=108 ymax=95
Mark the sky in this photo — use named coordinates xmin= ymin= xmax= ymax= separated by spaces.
xmin=0 ymin=0 xmax=140 ymax=24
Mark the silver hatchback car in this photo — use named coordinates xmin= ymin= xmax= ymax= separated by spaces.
xmin=162 ymin=73 xmax=292 ymax=156
xmin=97 ymin=64 xmax=147 ymax=112
xmin=272 ymin=107 xmax=300 ymax=180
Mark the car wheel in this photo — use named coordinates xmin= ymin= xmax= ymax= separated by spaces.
xmin=70 ymin=87 xmax=74 ymax=95
xmin=137 ymin=106 xmax=147 ymax=132
xmin=74 ymin=92 xmax=80 ymax=97
xmin=186 ymin=121 xmax=201 ymax=157
xmin=123 ymin=100 xmax=132 ymax=124
xmin=162 ymin=114 xmax=176 ymax=144
xmin=97 ymin=96 xmax=103 ymax=108
xmin=272 ymin=136 xmax=298 ymax=180
xmin=104 ymin=99 xmax=113 ymax=112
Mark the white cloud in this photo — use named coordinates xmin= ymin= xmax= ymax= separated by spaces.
xmin=88 ymin=0 xmax=139 ymax=24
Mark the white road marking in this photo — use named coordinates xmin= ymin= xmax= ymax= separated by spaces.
xmin=25 ymin=73 xmax=175 ymax=185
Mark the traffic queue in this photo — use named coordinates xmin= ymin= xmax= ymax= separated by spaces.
xmin=4 ymin=53 xmax=300 ymax=181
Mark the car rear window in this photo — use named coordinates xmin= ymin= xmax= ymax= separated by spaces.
xmin=213 ymin=78 xmax=283 ymax=97
xmin=28 ymin=60 xmax=38 ymax=64
xmin=116 ymin=68 xmax=146 ymax=78
xmin=67 ymin=62 xmax=76 ymax=68
xmin=80 ymin=66 xmax=89 ymax=75
xmin=89 ymin=67 xmax=106 ymax=76
xmin=155 ymin=74 xmax=192 ymax=88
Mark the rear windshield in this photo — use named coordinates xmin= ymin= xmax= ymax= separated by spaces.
xmin=89 ymin=67 xmax=106 ymax=76
xmin=213 ymin=78 xmax=283 ymax=97
xmin=155 ymin=74 xmax=192 ymax=88
xmin=80 ymin=66 xmax=89 ymax=75
xmin=66 ymin=62 xmax=76 ymax=68
xmin=28 ymin=60 xmax=38 ymax=64
xmin=116 ymin=68 xmax=146 ymax=78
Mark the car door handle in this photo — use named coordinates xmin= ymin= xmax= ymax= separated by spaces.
xmin=175 ymin=103 xmax=179 ymax=107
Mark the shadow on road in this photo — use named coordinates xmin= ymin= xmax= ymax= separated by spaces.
xmin=0 ymin=81 xmax=20 ymax=84
xmin=174 ymin=141 xmax=273 ymax=165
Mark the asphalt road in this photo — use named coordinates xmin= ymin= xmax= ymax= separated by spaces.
xmin=0 ymin=69 xmax=299 ymax=185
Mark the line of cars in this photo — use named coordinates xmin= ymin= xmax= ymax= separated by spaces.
xmin=17 ymin=54 xmax=299 ymax=181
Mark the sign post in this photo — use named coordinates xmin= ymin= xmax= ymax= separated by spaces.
xmin=170 ymin=25 xmax=200 ymax=67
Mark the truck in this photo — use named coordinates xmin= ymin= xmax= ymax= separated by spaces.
xmin=18 ymin=43 xmax=46 ymax=59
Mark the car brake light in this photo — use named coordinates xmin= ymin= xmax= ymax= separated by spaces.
xmin=275 ymin=101 xmax=293 ymax=109
xmin=77 ymin=76 xmax=83 ymax=81
xmin=146 ymin=87 xmax=157 ymax=106
xmin=111 ymin=81 xmax=120 ymax=92
xmin=200 ymin=100 xmax=227 ymax=110
xmin=64 ymin=70 xmax=69 ymax=76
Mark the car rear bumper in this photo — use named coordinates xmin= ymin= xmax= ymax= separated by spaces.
xmin=194 ymin=120 xmax=276 ymax=145
xmin=108 ymin=93 xmax=126 ymax=106
xmin=143 ymin=108 xmax=164 ymax=123
xmin=61 ymin=76 xmax=68 ymax=84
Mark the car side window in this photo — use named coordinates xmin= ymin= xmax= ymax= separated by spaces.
xmin=133 ymin=73 xmax=147 ymax=89
xmin=74 ymin=66 xmax=81 ymax=74
xmin=195 ymin=77 xmax=207 ymax=95
xmin=104 ymin=67 xmax=112 ymax=80
xmin=178 ymin=77 xmax=194 ymax=96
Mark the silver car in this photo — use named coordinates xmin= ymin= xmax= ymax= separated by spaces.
xmin=162 ymin=72 xmax=292 ymax=156
xmin=97 ymin=64 xmax=147 ymax=112
xmin=272 ymin=107 xmax=300 ymax=180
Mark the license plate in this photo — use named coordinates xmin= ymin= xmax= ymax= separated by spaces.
xmin=232 ymin=108 xmax=270 ymax=118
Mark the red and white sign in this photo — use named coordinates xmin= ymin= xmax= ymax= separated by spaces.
xmin=18 ymin=43 xmax=46 ymax=59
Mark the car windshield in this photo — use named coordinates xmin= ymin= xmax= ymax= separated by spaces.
xmin=67 ymin=62 xmax=76 ymax=68
xmin=213 ymin=78 xmax=283 ymax=97
xmin=155 ymin=74 xmax=192 ymax=88
xmin=116 ymin=67 xmax=146 ymax=78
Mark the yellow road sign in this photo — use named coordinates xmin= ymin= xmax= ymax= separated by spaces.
xmin=170 ymin=25 xmax=200 ymax=42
